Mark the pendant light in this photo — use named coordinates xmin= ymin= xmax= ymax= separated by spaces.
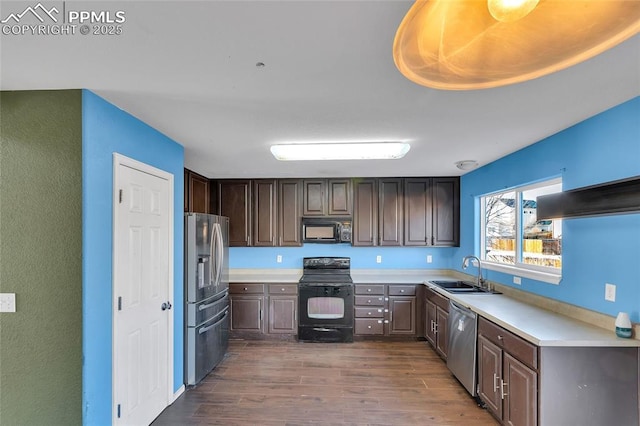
xmin=393 ymin=0 xmax=640 ymax=90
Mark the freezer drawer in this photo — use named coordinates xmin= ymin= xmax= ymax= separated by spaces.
xmin=187 ymin=290 xmax=228 ymax=327
xmin=185 ymin=307 xmax=230 ymax=385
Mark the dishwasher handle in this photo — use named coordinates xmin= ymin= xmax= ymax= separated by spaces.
xmin=449 ymin=300 xmax=477 ymax=320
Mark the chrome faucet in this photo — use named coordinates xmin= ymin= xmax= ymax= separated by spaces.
xmin=462 ymin=255 xmax=485 ymax=289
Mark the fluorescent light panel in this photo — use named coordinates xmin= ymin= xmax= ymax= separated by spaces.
xmin=271 ymin=142 xmax=410 ymax=161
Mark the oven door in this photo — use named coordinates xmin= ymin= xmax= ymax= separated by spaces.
xmin=298 ymin=283 xmax=354 ymax=327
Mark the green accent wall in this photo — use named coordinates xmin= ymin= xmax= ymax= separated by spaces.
xmin=0 ymin=91 xmax=82 ymax=425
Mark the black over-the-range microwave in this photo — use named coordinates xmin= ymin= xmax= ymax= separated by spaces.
xmin=302 ymin=217 xmax=352 ymax=244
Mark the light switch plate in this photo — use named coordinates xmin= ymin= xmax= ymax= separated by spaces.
xmin=605 ymin=283 xmax=616 ymax=302
xmin=0 ymin=293 xmax=16 ymax=312
xmin=276 ymin=255 xmax=282 ymax=263
xmin=376 ymin=255 xmax=382 ymax=264
xmin=513 ymin=276 xmax=522 ymax=285
xmin=426 ymin=255 xmax=433 ymax=263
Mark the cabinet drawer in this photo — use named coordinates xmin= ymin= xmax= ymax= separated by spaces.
xmin=229 ymin=283 xmax=265 ymax=294
xmin=426 ymin=288 xmax=449 ymax=312
xmin=355 ymin=295 xmax=385 ymax=306
xmin=355 ymin=284 xmax=385 ymax=295
xmin=268 ymin=284 xmax=298 ymax=295
xmin=478 ymin=316 xmax=538 ymax=370
xmin=355 ymin=306 xmax=384 ymax=318
xmin=355 ymin=318 xmax=384 ymax=335
xmin=388 ymin=285 xmax=416 ymax=296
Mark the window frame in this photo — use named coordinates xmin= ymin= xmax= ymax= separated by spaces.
xmin=479 ymin=178 xmax=562 ymax=285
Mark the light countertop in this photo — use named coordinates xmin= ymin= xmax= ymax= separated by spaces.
xmin=228 ymin=268 xmax=639 ymax=348
xmin=424 ymin=281 xmax=640 ymax=348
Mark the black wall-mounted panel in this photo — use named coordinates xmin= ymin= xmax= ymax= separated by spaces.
xmin=537 ymin=176 xmax=640 ymax=219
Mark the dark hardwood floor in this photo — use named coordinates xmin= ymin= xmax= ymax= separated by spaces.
xmin=152 ymin=340 xmax=498 ymax=425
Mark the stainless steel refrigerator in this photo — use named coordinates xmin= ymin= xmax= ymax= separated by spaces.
xmin=184 ymin=213 xmax=230 ymax=386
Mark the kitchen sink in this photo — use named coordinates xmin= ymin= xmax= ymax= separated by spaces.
xmin=429 ymin=280 xmax=501 ymax=294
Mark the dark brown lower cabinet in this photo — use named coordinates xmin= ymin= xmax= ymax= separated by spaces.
xmin=478 ymin=317 xmax=537 ymax=426
xmin=230 ymin=283 xmax=297 ymax=339
xmin=354 ymin=284 xmax=418 ymax=337
xmin=425 ymin=288 xmax=449 ymax=359
xmin=267 ymin=284 xmax=297 ymax=334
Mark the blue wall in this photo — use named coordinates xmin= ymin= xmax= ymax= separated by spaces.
xmin=82 ymin=91 xmax=184 ymax=425
xmin=455 ymin=97 xmax=640 ymax=322
xmin=231 ymin=245 xmax=457 ymax=269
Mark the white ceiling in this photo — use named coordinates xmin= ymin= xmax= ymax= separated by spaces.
xmin=2 ymin=1 xmax=639 ymax=178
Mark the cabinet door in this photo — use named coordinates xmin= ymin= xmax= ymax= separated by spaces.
xmin=503 ymin=353 xmax=537 ymax=426
xmin=278 ymin=179 xmax=302 ymax=246
xmin=352 ymin=179 xmax=377 ymax=246
xmin=478 ymin=335 xmax=503 ymax=421
xmin=188 ymin=170 xmax=210 ymax=214
xmin=230 ymin=295 xmax=263 ymax=332
xmin=253 ymin=179 xmax=277 ymax=247
xmin=388 ymin=296 xmax=416 ymax=335
xmin=303 ymin=179 xmax=326 ymax=216
xmin=435 ymin=307 xmax=449 ymax=359
xmin=378 ymin=178 xmax=403 ymax=246
xmin=268 ymin=296 xmax=297 ymax=334
xmin=328 ymin=179 xmax=352 ymax=216
xmin=404 ymin=178 xmax=431 ymax=246
xmin=218 ymin=180 xmax=251 ymax=247
xmin=425 ymin=299 xmax=437 ymax=346
xmin=432 ymin=177 xmax=460 ymax=246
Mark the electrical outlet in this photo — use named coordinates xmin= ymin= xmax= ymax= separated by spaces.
xmin=513 ymin=276 xmax=522 ymax=285
xmin=605 ymin=283 xmax=616 ymax=302
xmin=426 ymin=255 xmax=433 ymax=264
xmin=276 ymin=255 xmax=282 ymax=263
xmin=376 ymin=255 xmax=382 ymax=264
xmin=0 ymin=293 xmax=16 ymax=313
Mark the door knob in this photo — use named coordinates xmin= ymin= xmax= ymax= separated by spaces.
xmin=161 ymin=303 xmax=168 ymax=311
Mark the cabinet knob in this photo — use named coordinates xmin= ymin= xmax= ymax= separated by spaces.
xmin=367 ymin=325 xmax=372 ymax=329
xmin=498 ymin=335 xmax=504 ymax=341
xmin=400 ymin=289 xmax=405 ymax=293
xmin=367 ymin=288 xmax=372 ymax=292
xmin=367 ymin=299 xmax=372 ymax=304
xmin=243 ymin=287 xmax=248 ymax=291
xmin=367 ymin=312 xmax=372 ymax=316
xmin=281 ymin=288 xmax=285 ymax=292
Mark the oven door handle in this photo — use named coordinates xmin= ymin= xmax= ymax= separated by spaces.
xmin=312 ymin=327 xmax=335 ymax=332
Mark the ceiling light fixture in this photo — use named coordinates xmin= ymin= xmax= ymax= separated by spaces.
xmin=393 ymin=0 xmax=640 ymax=90
xmin=455 ymin=160 xmax=479 ymax=171
xmin=270 ymin=142 xmax=410 ymax=161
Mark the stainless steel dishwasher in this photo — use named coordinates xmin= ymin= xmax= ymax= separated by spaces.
xmin=447 ymin=300 xmax=478 ymax=397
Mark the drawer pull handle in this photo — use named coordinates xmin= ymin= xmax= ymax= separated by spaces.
xmin=281 ymin=288 xmax=285 ymax=291
xmin=367 ymin=312 xmax=372 ymax=316
xmin=368 ymin=325 xmax=372 ymax=329
xmin=367 ymin=300 xmax=372 ymax=303
xmin=367 ymin=288 xmax=372 ymax=292
xmin=378 ymin=320 xmax=383 ymax=324
xmin=497 ymin=335 xmax=504 ymax=341
xmin=400 ymin=289 xmax=405 ymax=293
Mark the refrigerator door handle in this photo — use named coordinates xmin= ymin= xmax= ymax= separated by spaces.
xmin=215 ymin=222 xmax=224 ymax=285
xmin=209 ymin=223 xmax=218 ymax=286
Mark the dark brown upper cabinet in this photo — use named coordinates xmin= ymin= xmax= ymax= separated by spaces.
xmin=352 ymin=178 xmax=378 ymax=246
xmin=328 ymin=179 xmax=352 ymax=216
xmin=432 ymin=178 xmax=460 ymax=246
xmin=404 ymin=177 xmax=459 ymax=247
xmin=185 ymin=169 xmax=210 ymax=214
xmin=378 ymin=178 xmax=404 ymax=246
xmin=217 ymin=180 xmax=252 ymax=247
xmin=303 ymin=179 xmax=352 ymax=216
xmin=278 ymin=179 xmax=303 ymax=246
xmin=252 ymin=180 xmax=277 ymax=247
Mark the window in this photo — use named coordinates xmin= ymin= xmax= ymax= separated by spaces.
xmin=480 ymin=178 xmax=562 ymax=284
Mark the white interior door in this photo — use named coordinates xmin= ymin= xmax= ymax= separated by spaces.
xmin=113 ymin=155 xmax=174 ymax=425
